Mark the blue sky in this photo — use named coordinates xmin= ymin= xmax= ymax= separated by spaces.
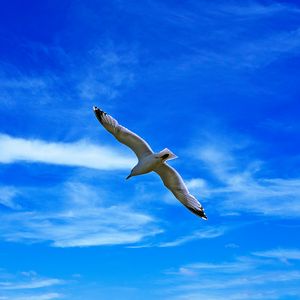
xmin=0 ymin=0 xmax=300 ymax=299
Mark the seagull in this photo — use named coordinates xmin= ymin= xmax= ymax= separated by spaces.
xmin=93 ymin=106 xmax=208 ymax=220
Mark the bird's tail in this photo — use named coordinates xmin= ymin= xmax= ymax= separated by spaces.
xmin=158 ymin=148 xmax=178 ymax=161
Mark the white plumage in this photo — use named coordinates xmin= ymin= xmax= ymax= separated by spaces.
xmin=93 ymin=106 xmax=207 ymax=220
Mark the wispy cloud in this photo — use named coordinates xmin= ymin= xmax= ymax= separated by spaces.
xmin=0 ymin=293 xmax=62 ymax=300
xmin=163 ymin=250 xmax=300 ymax=300
xmin=0 ymin=270 xmax=66 ymax=300
xmin=217 ymin=1 xmax=300 ymax=18
xmin=0 ymin=133 xmax=135 ymax=170
xmin=0 ymin=186 xmax=21 ymax=210
xmin=234 ymin=28 xmax=300 ymax=69
xmin=128 ymin=225 xmax=225 ymax=248
xmin=0 ymin=71 xmax=55 ymax=108
xmin=189 ymin=139 xmax=300 ymax=217
xmin=253 ymin=248 xmax=300 ymax=262
xmin=219 ymin=3 xmax=300 ymax=70
xmin=0 ymin=278 xmax=65 ymax=290
xmin=158 ymin=227 xmax=226 ymax=247
xmin=0 ymin=42 xmax=137 ymax=108
xmin=77 ymin=47 xmax=137 ymax=100
xmin=151 ymin=1 xmax=300 ymax=72
xmin=184 ymin=260 xmax=254 ymax=274
xmin=0 ymin=182 xmax=160 ymax=247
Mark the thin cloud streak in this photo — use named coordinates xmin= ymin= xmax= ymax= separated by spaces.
xmin=0 ymin=279 xmax=65 ymax=290
xmin=0 ymin=270 xmax=66 ymax=300
xmin=217 ymin=1 xmax=300 ymax=18
xmin=0 ymin=133 xmax=135 ymax=170
xmin=0 ymin=186 xmax=21 ymax=210
xmin=158 ymin=227 xmax=226 ymax=247
xmin=0 ymin=44 xmax=137 ymax=108
xmin=77 ymin=48 xmax=137 ymax=100
xmin=253 ymin=248 xmax=300 ymax=262
xmin=164 ymin=250 xmax=300 ymax=300
xmin=0 ymin=209 xmax=158 ymax=247
xmin=129 ymin=226 xmax=225 ymax=248
xmin=0 ymin=182 xmax=160 ymax=247
xmin=190 ymin=139 xmax=300 ymax=217
xmin=0 ymin=293 xmax=62 ymax=300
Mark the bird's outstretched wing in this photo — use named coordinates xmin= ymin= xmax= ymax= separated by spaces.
xmin=154 ymin=163 xmax=207 ymax=220
xmin=93 ymin=106 xmax=153 ymax=159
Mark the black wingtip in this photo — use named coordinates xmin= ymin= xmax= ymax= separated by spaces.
xmin=187 ymin=206 xmax=208 ymax=220
xmin=201 ymin=214 xmax=208 ymax=220
xmin=93 ymin=106 xmax=106 ymax=124
xmin=198 ymin=210 xmax=208 ymax=220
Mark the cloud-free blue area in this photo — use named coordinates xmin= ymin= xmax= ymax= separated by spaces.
xmin=1 ymin=0 xmax=300 ymax=299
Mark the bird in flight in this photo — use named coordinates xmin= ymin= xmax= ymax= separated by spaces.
xmin=93 ymin=106 xmax=207 ymax=220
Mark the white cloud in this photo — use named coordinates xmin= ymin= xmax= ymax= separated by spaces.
xmin=0 ymin=70 xmax=55 ymax=108
xmin=167 ymin=4 xmax=300 ymax=72
xmin=0 ymin=293 xmax=62 ymax=300
xmin=0 ymin=279 xmax=65 ymax=290
xmin=235 ymin=28 xmax=300 ymax=69
xmin=0 ymin=270 xmax=66 ymax=300
xmin=158 ymin=227 xmax=226 ymax=247
xmin=0 ymin=133 xmax=135 ymax=170
xmin=176 ymin=270 xmax=300 ymax=290
xmin=0 ymin=182 xmax=160 ymax=247
xmin=186 ymin=178 xmax=207 ymax=190
xmin=225 ymin=243 xmax=239 ymax=249
xmin=164 ymin=251 xmax=300 ymax=300
xmin=217 ymin=2 xmax=300 ymax=18
xmin=0 ymin=186 xmax=21 ymax=210
xmin=184 ymin=260 xmax=253 ymax=273
xmin=0 ymin=43 xmax=138 ymax=111
xmin=129 ymin=226 xmax=225 ymax=248
xmin=77 ymin=48 xmax=137 ymax=100
xmin=192 ymin=142 xmax=300 ymax=217
xmin=253 ymin=248 xmax=300 ymax=262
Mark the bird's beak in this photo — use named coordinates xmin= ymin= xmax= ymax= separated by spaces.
xmin=126 ymin=174 xmax=132 ymax=180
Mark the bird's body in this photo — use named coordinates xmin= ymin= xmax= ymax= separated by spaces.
xmin=93 ymin=106 xmax=208 ymax=220
xmin=128 ymin=149 xmax=177 ymax=178
xmin=131 ymin=154 xmax=160 ymax=176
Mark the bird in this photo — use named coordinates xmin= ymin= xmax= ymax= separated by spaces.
xmin=93 ymin=106 xmax=208 ymax=220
